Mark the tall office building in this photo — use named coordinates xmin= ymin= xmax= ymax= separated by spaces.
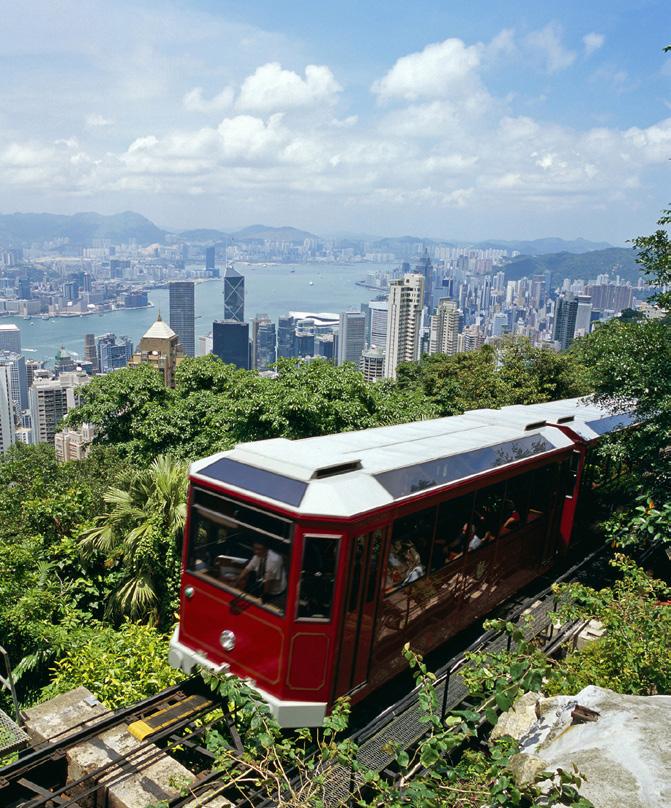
xmin=251 ymin=315 xmax=277 ymax=371
xmin=429 ymin=299 xmax=460 ymax=355
xmin=574 ymin=295 xmax=593 ymax=338
xmin=83 ymin=334 xmax=98 ymax=373
xmin=361 ymin=347 xmax=385 ymax=382
xmin=277 ymin=316 xmax=296 ymax=359
xmin=212 ymin=320 xmax=250 ymax=369
xmin=416 ymin=248 xmax=433 ymax=309
xmin=553 ymin=296 xmax=579 ymax=350
xmin=223 ymin=266 xmax=245 ymax=322
xmin=29 ymin=379 xmax=69 ymax=444
xmin=206 ymin=246 xmax=215 ymax=270
xmin=384 ymin=274 xmax=424 ymax=379
xmin=0 ymin=365 xmax=16 ymax=453
xmin=0 ymin=324 xmax=21 ymax=354
xmin=128 ymin=314 xmax=184 ymax=386
xmin=458 ymin=325 xmax=485 ymax=353
xmin=491 ymin=312 xmax=509 ymax=338
xmin=17 ymin=277 xmax=31 ymax=300
xmin=169 ymin=281 xmax=196 ymax=357
xmin=96 ymin=333 xmax=133 ymax=373
xmin=368 ymin=300 xmax=388 ymax=351
xmin=337 ymin=311 xmax=366 ymax=366
xmin=0 ymin=351 xmax=28 ymax=412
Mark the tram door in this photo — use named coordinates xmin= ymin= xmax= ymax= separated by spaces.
xmin=336 ymin=528 xmax=386 ymax=696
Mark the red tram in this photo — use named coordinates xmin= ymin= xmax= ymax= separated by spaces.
xmin=169 ymin=397 xmax=633 ymax=726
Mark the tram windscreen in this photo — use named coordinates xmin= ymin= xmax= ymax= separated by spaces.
xmin=187 ymin=488 xmax=292 ymax=615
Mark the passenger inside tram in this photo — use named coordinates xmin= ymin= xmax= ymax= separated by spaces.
xmin=236 ymin=541 xmax=287 ymax=609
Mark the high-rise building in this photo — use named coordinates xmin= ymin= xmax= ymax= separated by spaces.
xmin=553 ymin=296 xmax=579 ymax=350
xmin=169 ymin=281 xmax=195 ymax=357
xmin=198 ymin=334 xmax=213 ymax=356
xmin=574 ymin=295 xmax=593 ymax=338
xmin=384 ymin=273 xmax=424 ymax=378
xmin=0 ymin=351 xmax=28 ymax=412
xmin=368 ymin=300 xmax=389 ymax=351
xmin=54 ymin=423 xmax=96 ymax=462
xmin=54 ymin=346 xmax=77 ymax=376
xmin=457 ymin=325 xmax=485 ymax=353
xmin=416 ymin=248 xmax=433 ymax=309
xmin=96 ymin=333 xmax=133 ymax=373
xmin=314 ymin=334 xmax=336 ymax=362
xmin=251 ymin=315 xmax=277 ymax=371
xmin=491 ymin=312 xmax=509 ymax=339
xmin=206 ymin=246 xmax=215 ymax=270
xmin=29 ymin=379 xmax=69 ymax=444
xmin=361 ymin=347 xmax=385 ymax=382
xmin=83 ymin=333 xmax=98 ymax=373
xmin=0 ymin=365 xmax=16 ymax=453
xmin=277 ymin=316 xmax=296 ymax=359
xmin=0 ymin=324 xmax=21 ymax=354
xmin=429 ymin=299 xmax=460 ymax=355
xmin=128 ymin=314 xmax=185 ymax=386
xmin=212 ymin=320 xmax=250 ymax=369
xmin=337 ymin=311 xmax=366 ymax=366
xmin=17 ymin=277 xmax=31 ymax=300
xmin=223 ymin=266 xmax=245 ymax=322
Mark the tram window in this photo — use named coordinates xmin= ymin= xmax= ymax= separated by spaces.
xmin=501 ymin=473 xmax=530 ymax=533
xmin=192 ymin=488 xmax=291 ymax=540
xmin=431 ymin=493 xmax=474 ymax=570
xmin=527 ymin=465 xmax=556 ymax=521
xmin=297 ymin=537 xmax=338 ymax=620
xmin=386 ymin=507 xmax=435 ymax=593
xmin=187 ymin=507 xmax=290 ymax=615
xmin=473 ymin=482 xmax=507 ymax=547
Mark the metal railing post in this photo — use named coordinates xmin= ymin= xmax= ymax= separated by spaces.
xmin=0 ymin=645 xmax=22 ymax=725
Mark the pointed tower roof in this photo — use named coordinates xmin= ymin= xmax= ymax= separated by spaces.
xmin=142 ymin=311 xmax=176 ymax=340
xmin=223 ymin=265 xmax=243 ymax=279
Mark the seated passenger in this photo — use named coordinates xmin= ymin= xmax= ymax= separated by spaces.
xmin=501 ymin=499 xmax=522 ymax=532
xmin=236 ymin=541 xmax=287 ymax=608
xmin=464 ymin=523 xmax=483 ymax=552
xmin=402 ymin=545 xmax=425 ymax=585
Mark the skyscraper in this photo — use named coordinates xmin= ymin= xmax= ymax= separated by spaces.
xmin=368 ymin=300 xmax=389 ymax=351
xmin=0 ymin=365 xmax=16 ymax=453
xmin=553 ymin=296 xmax=579 ymax=350
xmin=277 ymin=316 xmax=296 ymax=359
xmin=223 ymin=266 xmax=245 ymax=322
xmin=0 ymin=324 xmax=21 ymax=354
xmin=337 ymin=311 xmax=366 ymax=366
xmin=96 ymin=333 xmax=133 ymax=373
xmin=29 ymin=379 xmax=69 ymax=444
xmin=361 ymin=347 xmax=385 ymax=382
xmin=416 ymin=248 xmax=433 ymax=309
xmin=128 ymin=314 xmax=184 ymax=386
xmin=83 ymin=333 xmax=98 ymax=373
xmin=212 ymin=320 xmax=250 ymax=369
xmin=0 ymin=351 xmax=28 ymax=411
xmin=251 ymin=315 xmax=277 ymax=371
xmin=574 ymin=295 xmax=593 ymax=338
xmin=206 ymin=246 xmax=215 ymax=270
xmin=429 ymin=299 xmax=460 ymax=355
xmin=384 ymin=273 xmax=424 ymax=379
xmin=169 ymin=281 xmax=196 ymax=357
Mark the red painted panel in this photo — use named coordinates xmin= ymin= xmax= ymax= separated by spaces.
xmin=287 ymin=633 xmax=330 ymax=690
xmin=179 ymin=574 xmax=285 ymax=687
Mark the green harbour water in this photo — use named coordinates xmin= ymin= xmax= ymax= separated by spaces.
xmin=7 ymin=262 xmax=392 ymax=364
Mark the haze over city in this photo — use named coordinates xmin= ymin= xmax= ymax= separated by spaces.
xmin=1 ymin=0 xmax=670 ymax=242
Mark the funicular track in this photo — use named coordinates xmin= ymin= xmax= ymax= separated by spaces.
xmin=0 ymin=541 xmax=649 ymax=808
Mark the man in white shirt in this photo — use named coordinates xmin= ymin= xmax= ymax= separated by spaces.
xmin=237 ymin=542 xmax=287 ymax=608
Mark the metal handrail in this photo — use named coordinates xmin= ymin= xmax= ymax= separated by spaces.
xmin=0 ymin=645 xmax=22 ymax=725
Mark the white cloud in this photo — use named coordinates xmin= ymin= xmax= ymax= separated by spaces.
xmin=236 ymin=63 xmax=342 ymax=113
xmin=525 ymin=23 xmax=576 ymax=73
xmin=85 ymin=113 xmax=114 ymax=128
xmin=183 ymin=86 xmax=234 ymax=113
xmin=372 ymin=38 xmax=482 ymax=102
xmin=583 ymin=32 xmax=605 ymax=56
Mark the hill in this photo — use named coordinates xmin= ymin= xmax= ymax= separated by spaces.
xmin=178 ymin=228 xmax=229 ymax=242
xmin=231 ymin=224 xmax=318 ymax=242
xmin=0 ymin=211 xmax=165 ymax=247
xmin=503 ymin=247 xmax=640 ymax=284
xmin=476 ymin=237 xmax=613 ymax=255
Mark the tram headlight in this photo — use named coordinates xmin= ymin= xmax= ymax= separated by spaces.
xmin=220 ymin=629 xmax=236 ymax=651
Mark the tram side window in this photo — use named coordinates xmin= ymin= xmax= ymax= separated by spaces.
xmin=472 ymin=482 xmax=507 ymax=549
xmin=188 ymin=507 xmax=290 ymax=615
xmin=500 ymin=473 xmax=531 ymax=535
xmin=386 ymin=507 xmax=435 ymax=593
xmin=297 ymin=537 xmax=338 ymax=620
xmin=527 ymin=465 xmax=556 ymax=521
xmin=431 ymin=493 xmax=474 ymax=570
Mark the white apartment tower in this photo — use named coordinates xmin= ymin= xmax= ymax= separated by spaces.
xmin=429 ymin=299 xmax=459 ymax=355
xmin=384 ymin=273 xmax=424 ymax=379
xmin=29 ymin=379 xmax=69 ymax=445
xmin=337 ymin=311 xmax=366 ymax=366
xmin=0 ymin=365 xmax=16 ymax=453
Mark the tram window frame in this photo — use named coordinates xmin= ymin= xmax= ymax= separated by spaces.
xmin=186 ymin=499 xmax=292 ymax=617
xmin=296 ymin=535 xmax=340 ymax=622
xmin=385 ymin=506 xmax=436 ymax=595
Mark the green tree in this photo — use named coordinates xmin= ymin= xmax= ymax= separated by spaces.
xmin=79 ymin=455 xmax=187 ymax=623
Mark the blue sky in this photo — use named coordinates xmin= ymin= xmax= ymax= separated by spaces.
xmin=0 ymin=0 xmax=669 ymax=242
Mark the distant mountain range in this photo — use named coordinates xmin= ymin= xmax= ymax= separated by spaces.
xmin=0 ymin=211 xmax=164 ymax=247
xmin=0 ymin=210 xmax=620 ymax=266
xmin=503 ymin=247 xmax=640 ymax=284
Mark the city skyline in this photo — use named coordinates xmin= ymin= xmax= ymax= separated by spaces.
xmin=1 ymin=1 xmax=670 ymax=242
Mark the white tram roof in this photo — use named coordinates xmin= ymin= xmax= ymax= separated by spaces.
xmin=189 ymin=397 xmax=631 ymax=518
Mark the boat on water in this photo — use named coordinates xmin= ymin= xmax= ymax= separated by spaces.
xmin=309 ymin=281 xmax=314 ymax=285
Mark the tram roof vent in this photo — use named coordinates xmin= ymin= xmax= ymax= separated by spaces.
xmin=524 ymin=419 xmax=547 ymax=431
xmin=557 ymin=415 xmax=575 ymax=424
xmin=311 ymin=460 xmax=363 ymax=479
